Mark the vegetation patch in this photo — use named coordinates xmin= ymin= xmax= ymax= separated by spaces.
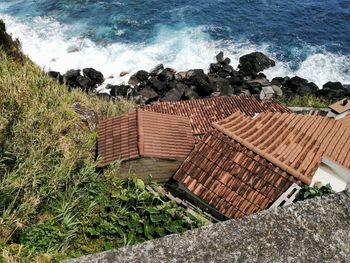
xmin=0 ymin=43 xmax=206 ymax=262
xmin=280 ymin=95 xmax=329 ymax=108
xmin=295 ymin=184 xmax=334 ymax=202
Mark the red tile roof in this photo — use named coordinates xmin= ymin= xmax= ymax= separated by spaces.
xmin=174 ymin=129 xmax=298 ymax=218
xmin=141 ymin=96 xmax=291 ymax=138
xmin=214 ymin=112 xmax=350 ymax=184
xmin=98 ymin=110 xmax=194 ymax=167
xmin=174 ymin=111 xmax=350 ymax=218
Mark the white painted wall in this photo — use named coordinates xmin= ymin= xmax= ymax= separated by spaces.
xmin=311 ymin=158 xmax=350 ymax=192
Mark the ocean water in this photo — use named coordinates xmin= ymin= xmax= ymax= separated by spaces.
xmin=0 ymin=0 xmax=349 ymax=87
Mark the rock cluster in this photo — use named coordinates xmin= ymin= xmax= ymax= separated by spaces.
xmin=48 ymin=51 xmax=350 ymax=104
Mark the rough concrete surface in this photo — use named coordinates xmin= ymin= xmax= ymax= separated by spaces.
xmin=66 ymin=191 xmax=350 ymax=263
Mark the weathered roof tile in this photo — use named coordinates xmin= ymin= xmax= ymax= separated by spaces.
xmin=98 ymin=110 xmax=194 ymax=167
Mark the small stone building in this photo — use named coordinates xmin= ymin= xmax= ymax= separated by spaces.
xmin=173 ymin=111 xmax=350 ymax=219
xmin=98 ymin=109 xmax=194 ymax=183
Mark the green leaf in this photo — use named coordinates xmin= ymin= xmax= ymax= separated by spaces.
xmin=150 ymin=214 xmax=162 ymax=223
xmin=146 ymin=207 xmax=159 ymax=214
xmin=111 ymin=190 xmax=119 ymax=198
xmin=119 ymin=195 xmax=129 ymax=201
xmin=104 ymin=242 xmax=113 ymax=251
xmin=134 ymin=178 xmax=145 ymax=191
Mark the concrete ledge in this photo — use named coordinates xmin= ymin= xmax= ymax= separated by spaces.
xmin=66 ymin=191 xmax=350 ymax=263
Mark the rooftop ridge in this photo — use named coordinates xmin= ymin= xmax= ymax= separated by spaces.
xmin=212 ymin=121 xmax=312 ymax=184
xmin=137 ymin=109 xmax=144 ymax=156
xmin=212 ymin=112 xmax=350 ymax=185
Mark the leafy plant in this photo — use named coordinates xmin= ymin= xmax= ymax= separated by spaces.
xmin=295 ymin=183 xmax=334 ymax=202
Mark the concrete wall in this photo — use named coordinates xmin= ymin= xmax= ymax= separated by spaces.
xmin=66 ymin=191 xmax=350 ymax=263
xmin=118 ymin=158 xmax=182 ymax=183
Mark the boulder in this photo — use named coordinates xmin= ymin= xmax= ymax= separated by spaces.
xmin=108 ymin=84 xmax=130 ymax=97
xmin=228 ymin=72 xmax=244 ymax=86
xmin=323 ymin=81 xmax=344 ymax=91
xmin=120 ymin=72 xmax=129 ymax=77
xmin=148 ymin=77 xmax=168 ymax=95
xmin=209 ymin=63 xmax=221 ymax=74
xmin=210 ymin=77 xmax=234 ymax=96
xmin=286 ymin=76 xmax=319 ymax=96
xmin=238 ymin=52 xmax=275 ymax=76
xmin=83 ymin=68 xmax=104 ymax=85
xmin=271 ymin=77 xmax=289 ymax=87
xmin=72 ymin=103 xmax=98 ymax=131
xmin=187 ymin=69 xmax=212 ymax=97
xmin=76 ymin=76 xmax=97 ymax=92
xmin=137 ymin=87 xmax=158 ymax=104
xmin=216 ymin=51 xmax=224 ymax=63
xmin=271 ymin=85 xmax=283 ymax=97
xmin=128 ymin=75 xmax=140 ymax=86
xmin=223 ymin=57 xmax=231 ymax=65
xmin=343 ymin=85 xmax=350 ymax=94
xmin=161 ymin=83 xmax=186 ymax=102
xmin=134 ymin=70 xmax=149 ymax=82
xmin=48 ymin=71 xmax=63 ymax=84
xmin=184 ymin=86 xmax=200 ymax=100
xmin=149 ymin=64 xmax=164 ymax=76
xmin=177 ymin=71 xmax=188 ymax=80
xmin=63 ymin=69 xmax=81 ymax=88
xmin=316 ymin=82 xmax=347 ymax=101
xmin=158 ymin=68 xmax=176 ymax=82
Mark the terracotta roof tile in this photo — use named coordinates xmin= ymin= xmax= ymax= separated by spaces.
xmin=214 ymin=112 xmax=350 ymax=184
xmin=174 ymin=129 xmax=298 ymax=218
xmin=98 ymin=110 xmax=194 ymax=167
xmin=140 ymin=96 xmax=290 ymax=138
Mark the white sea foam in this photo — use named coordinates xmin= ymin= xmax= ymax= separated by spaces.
xmin=1 ymin=14 xmax=349 ymax=89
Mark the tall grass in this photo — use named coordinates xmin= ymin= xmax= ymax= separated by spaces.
xmin=0 ymin=49 xmax=206 ymax=262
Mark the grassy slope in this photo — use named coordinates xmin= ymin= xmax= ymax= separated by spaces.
xmin=0 ymin=41 xmax=206 ymax=262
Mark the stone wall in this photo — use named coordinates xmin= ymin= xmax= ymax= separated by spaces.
xmin=66 ymin=191 xmax=350 ymax=263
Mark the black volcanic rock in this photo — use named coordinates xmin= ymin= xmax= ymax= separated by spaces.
xmin=161 ymin=83 xmax=186 ymax=102
xmin=216 ymin=51 xmax=224 ymax=63
xmin=137 ymin=87 xmax=158 ymax=104
xmin=238 ymin=52 xmax=275 ymax=76
xmin=48 ymin=71 xmax=63 ymax=84
xmin=323 ymin=81 xmax=344 ymax=91
xmin=108 ymin=84 xmax=130 ymax=97
xmin=187 ymin=69 xmax=213 ymax=97
xmin=83 ymin=68 xmax=104 ymax=85
xmin=76 ymin=75 xmax=97 ymax=91
xmin=210 ymin=77 xmax=234 ymax=96
xmin=63 ymin=69 xmax=81 ymax=88
xmin=148 ymin=76 xmax=168 ymax=95
xmin=284 ymin=76 xmax=319 ymax=96
xmin=150 ymin=64 xmax=164 ymax=76
xmin=184 ymin=86 xmax=200 ymax=100
xmin=158 ymin=68 xmax=176 ymax=82
xmin=134 ymin=70 xmax=149 ymax=82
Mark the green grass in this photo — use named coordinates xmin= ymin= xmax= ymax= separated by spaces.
xmin=0 ymin=42 xmax=207 ymax=262
xmin=280 ymin=95 xmax=329 ymax=108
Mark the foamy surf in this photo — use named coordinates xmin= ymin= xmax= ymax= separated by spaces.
xmin=1 ymin=13 xmax=349 ymax=88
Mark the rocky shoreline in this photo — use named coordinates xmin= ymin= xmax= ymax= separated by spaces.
xmin=48 ymin=51 xmax=350 ymax=104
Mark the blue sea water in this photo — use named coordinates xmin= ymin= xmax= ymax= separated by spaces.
xmin=0 ymin=0 xmax=349 ymax=87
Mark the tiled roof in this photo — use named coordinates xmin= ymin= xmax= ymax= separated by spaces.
xmin=174 ymin=129 xmax=298 ymax=218
xmin=337 ymin=113 xmax=350 ymax=128
xmin=98 ymin=110 xmax=194 ymax=167
xmin=214 ymin=112 xmax=350 ymax=184
xmin=174 ymin=111 xmax=350 ymax=218
xmin=329 ymin=98 xmax=350 ymax=114
xmin=141 ymin=96 xmax=291 ymax=137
